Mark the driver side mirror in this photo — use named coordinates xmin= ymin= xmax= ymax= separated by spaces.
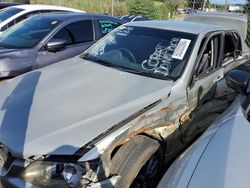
xmin=225 ymin=69 xmax=250 ymax=95
xmin=45 ymin=39 xmax=67 ymax=52
xmin=226 ymin=67 xmax=250 ymax=121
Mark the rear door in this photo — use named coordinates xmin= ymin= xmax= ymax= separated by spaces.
xmin=37 ymin=19 xmax=95 ymax=68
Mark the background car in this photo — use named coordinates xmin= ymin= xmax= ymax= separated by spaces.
xmin=158 ymin=60 xmax=250 ymax=188
xmin=0 ymin=4 xmax=83 ymax=34
xmin=0 ymin=12 xmax=126 ymax=78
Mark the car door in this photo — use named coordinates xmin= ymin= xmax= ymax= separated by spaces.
xmin=37 ymin=19 xmax=95 ymax=68
xmin=187 ymin=32 xmax=225 ymax=109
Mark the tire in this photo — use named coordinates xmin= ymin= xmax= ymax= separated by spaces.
xmin=110 ymin=135 xmax=161 ymax=188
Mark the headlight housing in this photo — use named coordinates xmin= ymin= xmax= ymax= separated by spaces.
xmin=22 ymin=160 xmax=97 ymax=188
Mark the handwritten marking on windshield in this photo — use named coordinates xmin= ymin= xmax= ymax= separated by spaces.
xmin=141 ymin=38 xmax=180 ymax=76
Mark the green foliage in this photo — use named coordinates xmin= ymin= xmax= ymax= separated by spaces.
xmin=31 ymin=0 xmax=128 ymax=15
xmin=30 ymin=0 xmax=177 ymax=19
xmin=127 ymin=0 xmax=158 ymax=19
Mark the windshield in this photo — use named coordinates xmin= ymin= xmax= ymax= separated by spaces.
xmin=0 ymin=7 xmax=23 ymax=23
xmin=82 ymin=26 xmax=197 ymax=80
xmin=0 ymin=16 xmax=61 ymax=48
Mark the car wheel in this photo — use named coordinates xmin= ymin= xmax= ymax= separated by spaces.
xmin=110 ymin=135 xmax=161 ymax=188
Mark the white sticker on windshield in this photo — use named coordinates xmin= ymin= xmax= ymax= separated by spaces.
xmin=172 ymin=39 xmax=191 ymax=60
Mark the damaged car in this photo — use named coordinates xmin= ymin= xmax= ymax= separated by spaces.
xmin=0 ymin=17 xmax=247 ymax=188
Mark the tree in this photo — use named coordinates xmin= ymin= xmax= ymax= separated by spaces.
xmin=128 ymin=0 xmax=158 ymax=19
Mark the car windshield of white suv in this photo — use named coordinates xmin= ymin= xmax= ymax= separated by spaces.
xmin=82 ymin=26 xmax=197 ymax=80
xmin=0 ymin=7 xmax=23 ymax=23
xmin=0 ymin=16 xmax=61 ymax=48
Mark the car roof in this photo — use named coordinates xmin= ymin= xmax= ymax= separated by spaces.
xmin=126 ymin=20 xmax=228 ymax=34
xmin=186 ymin=12 xmax=247 ymax=22
xmin=29 ymin=12 xmax=126 ymax=23
xmin=12 ymin=4 xmax=83 ymax=12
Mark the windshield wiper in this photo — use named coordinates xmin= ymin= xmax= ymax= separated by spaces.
xmin=114 ymin=67 xmax=173 ymax=81
xmin=82 ymin=54 xmax=173 ymax=81
xmin=81 ymin=54 xmax=114 ymax=67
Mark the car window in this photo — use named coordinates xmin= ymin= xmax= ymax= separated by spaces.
xmin=0 ymin=7 xmax=23 ymax=23
xmin=51 ymin=28 xmax=73 ymax=45
xmin=0 ymin=16 xmax=61 ymax=48
xmin=82 ymin=26 xmax=197 ymax=80
xmin=98 ymin=19 xmax=121 ymax=37
xmin=196 ymin=35 xmax=221 ymax=76
xmin=1 ymin=10 xmax=53 ymax=32
xmin=222 ymin=33 xmax=241 ymax=65
xmin=56 ymin=20 xmax=94 ymax=44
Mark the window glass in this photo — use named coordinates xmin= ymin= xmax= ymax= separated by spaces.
xmin=81 ymin=26 xmax=197 ymax=80
xmin=64 ymin=20 xmax=93 ymax=44
xmin=1 ymin=10 xmax=54 ymax=32
xmin=0 ymin=7 xmax=23 ymax=23
xmin=98 ymin=19 xmax=121 ymax=36
xmin=0 ymin=16 xmax=61 ymax=48
xmin=52 ymin=28 xmax=72 ymax=44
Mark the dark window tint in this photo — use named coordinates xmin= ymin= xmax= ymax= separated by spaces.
xmin=66 ymin=20 xmax=93 ymax=44
xmin=52 ymin=28 xmax=72 ymax=44
xmin=0 ymin=7 xmax=23 ymax=23
xmin=51 ymin=20 xmax=94 ymax=45
xmin=98 ymin=19 xmax=121 ymax=36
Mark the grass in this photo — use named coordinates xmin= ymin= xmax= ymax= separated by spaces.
xmin=30 ymin=0 xmax=178 ymax=18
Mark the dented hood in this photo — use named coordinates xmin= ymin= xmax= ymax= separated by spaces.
xmin=0 ymin=57 xmax=173 ymax=158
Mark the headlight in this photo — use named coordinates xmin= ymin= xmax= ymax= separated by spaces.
xmin=22 ymin=161 xmax=85 ymax=188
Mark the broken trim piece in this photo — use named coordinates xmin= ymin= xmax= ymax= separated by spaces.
xmin=74 ymin=97 xmax=167 ymax=157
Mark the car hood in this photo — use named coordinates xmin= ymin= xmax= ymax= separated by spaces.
xmin=0 ymin=57 xmax=173 ymax=158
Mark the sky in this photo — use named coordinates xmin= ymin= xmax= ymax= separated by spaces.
xmin=210 ymin=0 xmax=246 ymax=5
